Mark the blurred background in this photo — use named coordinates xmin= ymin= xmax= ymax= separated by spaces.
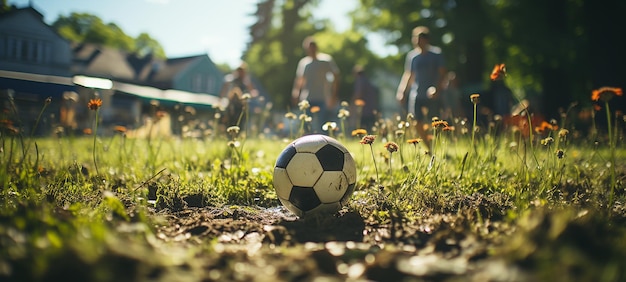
xmin=1 ymin=0 xmax=624 ymax=136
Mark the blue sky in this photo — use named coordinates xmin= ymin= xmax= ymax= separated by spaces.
xmin=7 ymin=0 xmax=383 ymax=67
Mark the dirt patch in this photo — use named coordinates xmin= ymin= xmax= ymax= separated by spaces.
xmin=151 ymin=202 xmax=529 ymax=281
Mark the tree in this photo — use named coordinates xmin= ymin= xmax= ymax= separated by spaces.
xmin=351 ymin=0 xmax=626 ymax=119
xmin=52 ymin=12 xmax=166 ymax=59
xmin=135 ymin=33 xmax=166 ymax=59
xmin=244 ymin=0 xmax=382 ymax=110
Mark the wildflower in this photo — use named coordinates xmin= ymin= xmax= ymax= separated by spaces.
xmin=184 ymin=106 xmax=196 ymax=115
xmin=298 ymin=100 xmax=310 ymax=111
xmin=442 ymin=125 xmax=455 ymax=132
xmin=45 ymin=97 xmax=52 ymax=105
xmin=285 ymin=112 xmax=297 ymax=120
xmin=310 ymin=106 xmax=321 ymax=114
xmin=227 ymin=126 xmax=240 ymax=134
xmin=338 ymin=108 xmax=350 ymax=119
xmin=83 ymin=128 xmax=93 ymax=135
xmin=384 ymin=141 xmax=399 ymax=153
xmin=535 ymin=121 xmax=556 ymax=134
xmin=431 ymin=120 xmax=449 ymax=128
xmin=341 ymin=101 xmax=349 ymax=107
xmin=541 ymin=137 xmax=554 ymax=146
xmin=490 ymin=63 xmax=506 ymax=81
xmin=395 ymin=130 xmax=405 ymax=138
xmin=354 ymin=99 xmax=366 ymax=107
xmin=398 ymin=121 xmax=410 ymax=129
xmin=556 ymin=149 xmax=564 ymax=159
xmin=241 ymin=93 xmax=252 ymax=101
xmin=360 ymin=135 xmax=376 ymax=145
xmin=299 ymin=114 xmax=310 ymax=121
xmin=227 ymin=140 xmax=241 ymax=148
xmin=558 ymin=129 xmax=569 ymax=138
xmin=407 ymin=138 xmax=422 ymax=145
xmin=87 ymin=98 xmax=102 ymax=111
xmin=156 ymin=110 xmax=167 ymax=118
xmin=351 ymin=128 xmax=367 ymax=137
xmin=322 ymin=121 xmax=337 ymax=131
xmin=591 ymin=87 xmax=623 ymax=102
xmin=470 ymin=93 xmax=480 ymax=104
xmin=114 ymin=125 xmax=127 ymax=133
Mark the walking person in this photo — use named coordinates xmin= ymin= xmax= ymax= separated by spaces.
xmin=396 ymin=26 xmax=447 ymax=150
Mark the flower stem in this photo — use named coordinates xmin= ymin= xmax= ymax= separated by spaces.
xmin=369 ymin=144 xmax=379 ymax=183
xmin=92 ymin=109 xmax=100 ymax=176
xmin=605 ymin=101 xmax=616 ymax=209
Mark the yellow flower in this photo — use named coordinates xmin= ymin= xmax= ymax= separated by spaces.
xmin=406 ymin=138 xmax=422 ymax=145
xmin=541 ymin=137 xmax=554 ymax=146
xmin=351 ymin=129 xmax=367 ymax=136
xmin=431 ymin=120 xmax=449 ymax=128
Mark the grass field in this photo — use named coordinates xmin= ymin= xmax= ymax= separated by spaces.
xmin=1 ymin=89 xmax=626 ymax=281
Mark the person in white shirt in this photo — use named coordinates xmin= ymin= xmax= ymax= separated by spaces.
xmin=292 ymin=36 xmax=340 ymax=133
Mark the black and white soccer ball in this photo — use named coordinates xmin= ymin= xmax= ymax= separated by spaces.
xmin=273 ymin=134 xmax=357 ymax=217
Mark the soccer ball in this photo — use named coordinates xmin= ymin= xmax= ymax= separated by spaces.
xmin=273 ymin=134 xmax=357 ymax=217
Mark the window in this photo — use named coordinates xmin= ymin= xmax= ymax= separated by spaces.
xmin=3 ymin=36 xmax=50 ymax=63
xmin=206 ymin=76 xmax=216 ymax=93
xmin=191 ymin=74 xmax=203 ymax=93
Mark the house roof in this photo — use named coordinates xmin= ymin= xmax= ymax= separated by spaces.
xmin=72 ymin=43 xmax=137 ymax=82
xmin=0 ymin=6 xmax=44 ymax=21
xmin=71 ymin=43 xmax=214 ymax=90
xmin=144 ymin=55 xmax=204 ymax=88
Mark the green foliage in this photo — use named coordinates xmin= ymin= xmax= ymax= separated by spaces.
xmin=51 ymin=12 xmax=166 ymax=58
xmin=244 ymin=0 xmax=384 ymax=110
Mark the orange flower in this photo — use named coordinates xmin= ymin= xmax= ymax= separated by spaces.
xmin=360 ymin=135 xmax=376 ymax=145
xmin=114 ymin=125 xmax=127 ymax=133
xmin=591 ymin=87 xmax=623 ymax=102
xmin=310 ymin=106 xmax=321 ymax=113
xmin=406 ymin=138 xmax=422 ymax=145
xmin=351 ymin=128 xmax=367 ymax=136
xmin=384 ymin=141 xmax=399 ymax=153
xmin=354 ymin=99 xmax=366 ymax=107
xmin=534 ymin=121 xmax=557 ymax=134
xmin=490 ymin=63 xmax=506 ymax=81
xmin=431 ymin=120 xmax=449 ymax=128
xmin=87 ymin=98 xmax=102 ymax=111
xmin=83 ymin=128 xmax=93 ymax=135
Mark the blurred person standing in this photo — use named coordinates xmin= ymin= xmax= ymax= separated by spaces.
xmin=351 ymin=65 xmax=380 ymax=131
xmin=292 ymin=36 xmax=340 ymax=133
xmin=219 ymin=62 xmax=258 ymax=127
